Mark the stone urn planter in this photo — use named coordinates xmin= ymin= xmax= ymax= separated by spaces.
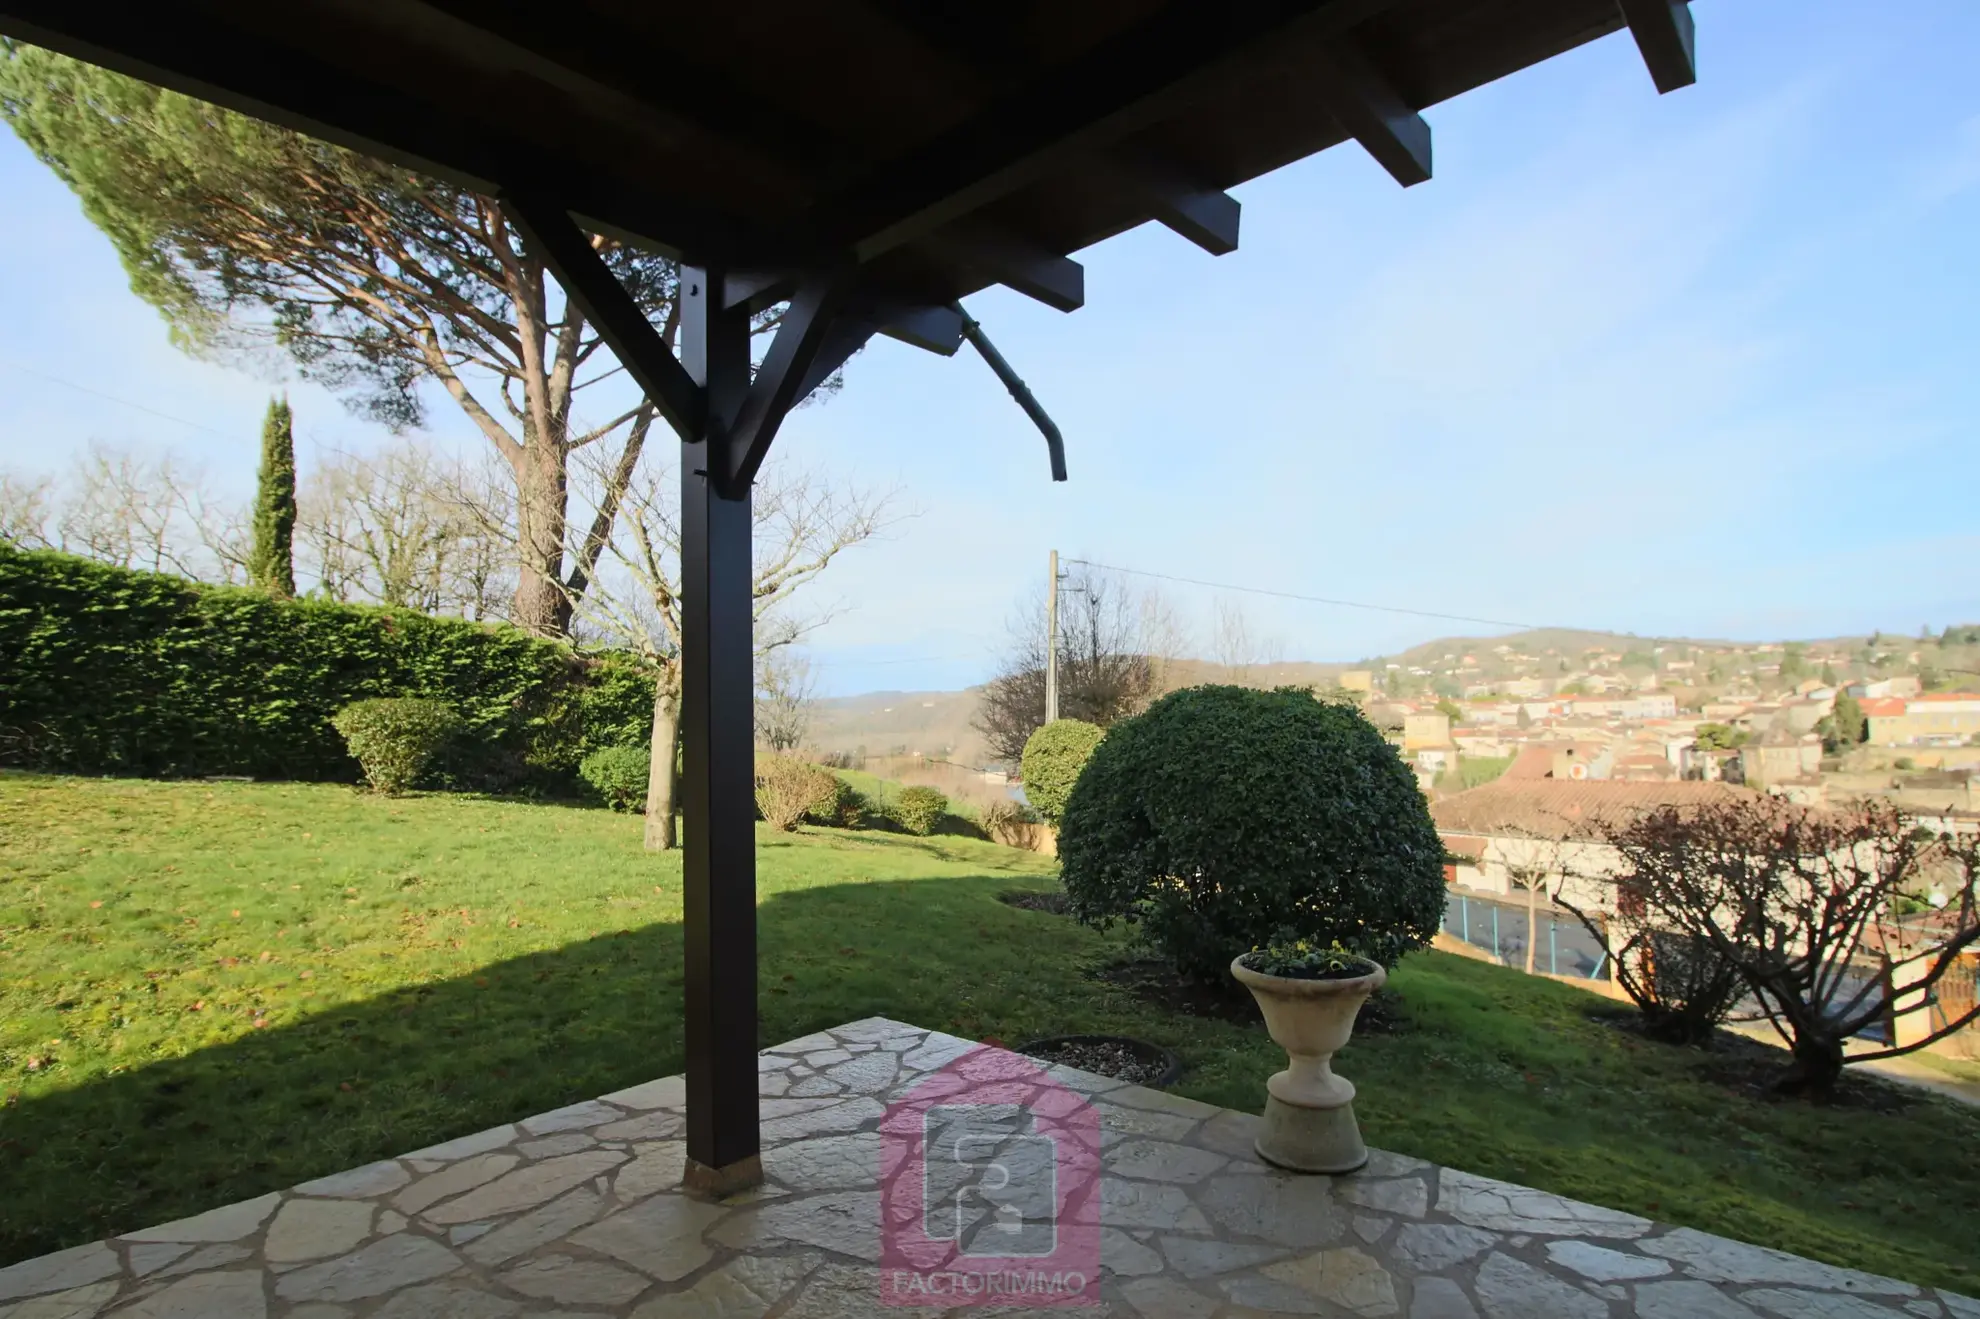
xmin=1231 ymin=950 xmax=1387 ymax=1174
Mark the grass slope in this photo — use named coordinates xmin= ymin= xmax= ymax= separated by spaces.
xmin=1 ymin=771 xmax=1976 ymax=1292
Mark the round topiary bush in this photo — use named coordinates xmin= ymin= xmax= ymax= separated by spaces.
xmin=1058 ymin=685 xmax=1445 ymax=981
xmin=330 ymin=698 xmax=460 ymax=795
xmin=1020 ymin=718 xmax=1105 ymax=824
xmin=892 ymin=785 xmax=948 ymax=836
xmin=579 ymin=744 xmax=650 ymax=812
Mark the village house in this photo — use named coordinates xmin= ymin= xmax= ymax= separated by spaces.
xmin=1863 ymin=693 xmax=1980 ymax=747
xmin=1431 ymin=778 xmax=1755 ymax=914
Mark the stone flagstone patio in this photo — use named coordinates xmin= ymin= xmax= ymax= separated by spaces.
xmin=1 ymin=1017 xmax=1971 ymax=1318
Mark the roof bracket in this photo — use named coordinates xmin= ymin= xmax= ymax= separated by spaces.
xmin=1106 ymin=148 xmax=1241 ymax=255
xmin=953 ymin=304 xmax=1067 ymax=482
xmin=1618 ymin=0 xmax=1697 ymax=94
xmin=934 ymin=225 xmax=1085 ymax=312
xmin=501 ymin=190 xmax=705 ymax=439
xmin=720 ymin=271 xmax=855 ymax=492
xmin=1312 ymin=39 xmax=1432 ymax=187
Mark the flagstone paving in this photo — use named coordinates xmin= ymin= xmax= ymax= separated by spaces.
xmin=1 ymin=1017 xmax=1970 ymax=1318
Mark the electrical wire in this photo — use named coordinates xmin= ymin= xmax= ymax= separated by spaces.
xmin=1065 ymin=557 xmax=1554 ymax=633
xmin=0 ymin=359 xmax=249 ymax=442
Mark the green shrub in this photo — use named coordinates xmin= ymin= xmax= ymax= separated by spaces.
xmin=1020 ymin=718 xmax=1105 ymax=824
xmin=806 ymin=776 xmax=866 ymax=829
xmin=0 ymin=544 xmax=651 ymax=789
xmin=892 ymin=785 xmax=948 ymax=836
xmin=331 ymin=698 xmax=461 ymax=794
xmin=1059 ymin=685 xmax=1446 ymax=981
xmin=580 ymin=744 xmax=650 ymax=812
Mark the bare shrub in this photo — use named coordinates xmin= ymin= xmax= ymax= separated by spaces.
xmin=1599 ymin=796 xmax=1980 ymax=1095
xmin=754 ymin=755 xmax=834 ymax=832
xmin=982 ymin=799 xmax=1044 ymax=850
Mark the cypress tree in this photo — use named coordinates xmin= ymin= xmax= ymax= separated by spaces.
xmin=249 ymin=396 xmax=297 ymax=596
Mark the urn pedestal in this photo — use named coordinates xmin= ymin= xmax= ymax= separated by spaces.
xmin=1230 ymin=955 xmax=1387 ymax=1174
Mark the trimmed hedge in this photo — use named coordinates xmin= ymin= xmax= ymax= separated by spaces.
xmin=893 ymin=785 xmax=948 ymax=836
xmin=0 ymin=544 xmax=653 ymax=789
xmin=1019 ymin=718 xmax=1104 ymax=824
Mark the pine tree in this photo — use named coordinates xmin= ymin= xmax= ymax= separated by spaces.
xmin=249 ymin=397 xmax=297 ymax=596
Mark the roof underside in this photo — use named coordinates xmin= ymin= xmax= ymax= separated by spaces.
xmin=0 ymin=0 xmax=1689 ymax=322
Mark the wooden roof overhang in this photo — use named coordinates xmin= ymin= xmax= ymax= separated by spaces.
xmin=0 ymin=0 xmax=1694 ymax=365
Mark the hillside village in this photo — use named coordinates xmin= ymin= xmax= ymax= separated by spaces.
xmin=815 ymin=625 xmax=1980 ymax=824
xmin=1369 ymin=627 xmax=1980 ymax=816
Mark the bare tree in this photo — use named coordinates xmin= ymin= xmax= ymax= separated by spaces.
xmin=973 ymin=568 xmax=1155 ymax=764
xmin=1497 ymin=833 xmax=1563 ymax=977
xmin=43 ymin=442 xmax=246 ymax=582
xmin=0 ymin=473 xmax=53 ymax=548
xmin=297 ymin=442 xmax=503 ymax=612
xmin=757 ymin=650 xmax=818 ymax=754
xmin=552 ymin=444 xmax=888 ymax=849
xmin=1139 ymin=586 xmax=1191 ymax=699
xmin=1211 ymin=596 xmax=1284 ymax=686
xmin=1598 ymin=797 xmax=1980 ymax=1093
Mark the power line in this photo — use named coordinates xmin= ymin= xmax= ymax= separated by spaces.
xmin=0 ymin=359 xmax=248 ymax=443
xmin=1066 ymin=558 xmax=1554 ymax=634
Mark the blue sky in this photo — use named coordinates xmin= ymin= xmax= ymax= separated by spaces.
xmin=5 ymin=1 xmax=1980 ymax=695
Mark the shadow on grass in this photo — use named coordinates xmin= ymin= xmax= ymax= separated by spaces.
xmin=7 ymin=871 xmax=1980 ymax=1299
xmin=0 ymin=870 xmax=1088 ymax=1265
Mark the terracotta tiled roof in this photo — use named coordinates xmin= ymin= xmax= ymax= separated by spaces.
xmin=1430 ymin=779 xmax=1755 ymax=841
xmin=1860 ymin=698 xmax=1906 ymax=716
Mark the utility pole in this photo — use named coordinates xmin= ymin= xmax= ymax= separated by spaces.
xmin=1045 ymin=549 xmax=1061 ymax=725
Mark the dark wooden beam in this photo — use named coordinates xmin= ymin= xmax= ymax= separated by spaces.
xmin=722 ymin=271 xmax=796 ymax=312
xmin=861 ymin=0 xmax=1031 ymax=84
xmin=410 ymin=0 xmax=846 ymax=172
xmin=1311 ymin=39 xmax=1431 ymax=187
xmin=934 ymin=226 xmax=1085 ymax=313
xmin=812 ymin=0 xmax=1382 ymax=261
xmin=1106 ymin=151 xmax=1241 ymax=255
xmin=794 ymin=318 xmax=880 ymax=401
xmin=500 ymin=192 xmax=705 ymax=440
xmin=873 ymin=303 xmax=965 ymax=356
xmin=720 ymin=275 xmax=854 ymax=492
xmin=0 ymin=8 xmax=788 ymax=267
xmin=1618 ymin=0 xmax=1697 ymax=94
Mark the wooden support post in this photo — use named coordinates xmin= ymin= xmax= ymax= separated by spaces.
xmin=677 ymin=266 xmax=763 ymax=1196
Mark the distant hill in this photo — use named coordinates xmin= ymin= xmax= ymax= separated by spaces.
xmin=806 ymin=625 xmax=1980 ymax=765
xmin=808 ymin=689 xmax=988 ymax=764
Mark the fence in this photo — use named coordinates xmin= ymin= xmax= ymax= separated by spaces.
xmin=1928 ymin=957 xmax=1979 ymax=1057
xmin=1439 ymin=889 xmax=1909 ymax=1044
xmin=1440 ymin=890 xmax=1610 ymax=982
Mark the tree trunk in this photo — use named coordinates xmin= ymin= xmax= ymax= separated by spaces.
xmin=510 ymin=436 xmax=570 ymax=637
xmin=644 ymin=677 xmax=680 ymax=851
xmin=1525 ymin=881 xmax=1539 ymax=975
xmin=1775 ymin=1031 xmax=1846 ymax=1097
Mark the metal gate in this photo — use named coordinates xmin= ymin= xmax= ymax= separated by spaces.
xmin=1930 ymin=956 xmax=1978 ymax=1045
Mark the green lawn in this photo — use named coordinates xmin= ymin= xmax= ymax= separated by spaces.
xmin=2 ymin=771 xmax=1977 ymax=1293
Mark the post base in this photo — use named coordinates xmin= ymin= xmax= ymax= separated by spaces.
xmin=683 ymin=1154 xmax=763 ymax=1199
xmin=1253 ymin=1094 xmax=1368 ymax=1175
